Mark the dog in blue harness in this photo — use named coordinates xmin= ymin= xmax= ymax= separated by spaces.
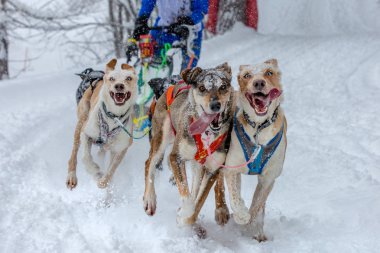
xmin=224 ymin=59 xmax=287 ymax=242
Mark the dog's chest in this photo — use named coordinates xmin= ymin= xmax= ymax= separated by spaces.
xmin=179 ymin=131 xmax=227 ymax=172
xmin=178 ymin=138 xmax=197 ymax=160
xmin=84 ymin=107 xmax=131 ymax=149
xmin=226 ymin=119 xmax=286 ymax=176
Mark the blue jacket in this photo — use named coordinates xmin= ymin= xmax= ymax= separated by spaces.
xmin=138 ymin=0 xmax=208 ymax=69
xmin=139 ymin=0 xmax=209 ymax=25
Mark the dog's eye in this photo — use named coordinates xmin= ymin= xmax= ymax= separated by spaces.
xmin=219 ymin=85 xmax=227 ymax=91
xmin=126 ymin=76 xmax=132 ymax=81
xmin=243 ymin=73 xmax=251 ymax=79
xmin=109 ymin=77 xmax=115 ymax=81
xmin=265 ymin=71 xmax=273 ymax=76
xmin=199 ymin=85 xmax=206 ymax=92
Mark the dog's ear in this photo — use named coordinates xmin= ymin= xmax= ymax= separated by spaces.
xmin=106 ymin=58 xmax=117 ymax=72
xmin=121 ymin=63 xmax=133 ymax=70
xmin=181 ymin=67 xmax=203 ymax=86
xmin=216 ymin=62 xmax=232 ymax=80
xmin=265 ymin=59 xmax=278 ymax=67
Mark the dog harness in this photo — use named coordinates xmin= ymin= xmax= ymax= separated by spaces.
xmin=166 ymin=83 xmax=190 ymax=135
xmin=192 ymin=126 xmax=228 ymax=165
xmin=166 ymin=84 xmax=227 ymax=164
xmin=233 ymin=109 xmax=284 ymax=175
xmin=93 ymin=102 xmax=130 ymax=146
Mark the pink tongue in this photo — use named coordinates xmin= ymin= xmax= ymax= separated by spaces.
xmin=189 ymin=112 xmax=218 ymax=135
xmin=254 ymin=88 xmax=282 ymax=109
xmin=269 ymin=88 xmax=282 ymax=100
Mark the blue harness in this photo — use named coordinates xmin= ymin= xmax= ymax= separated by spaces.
xmin=233 ymin=110 xmax=284 ymax=175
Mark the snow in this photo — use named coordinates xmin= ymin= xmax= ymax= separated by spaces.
xmin=258 ymin=0 xmax=380 ymax=36
xmin=2 ymin=1 xmax=380 ymax=252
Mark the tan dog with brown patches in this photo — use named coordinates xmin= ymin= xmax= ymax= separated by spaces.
xmin=224 ymin=59 xmax=287 ymax=241
xmin=66 ymin=59 xmax=137 ymax=190
xmin=144 ymin=63 xmax=234 ymax=237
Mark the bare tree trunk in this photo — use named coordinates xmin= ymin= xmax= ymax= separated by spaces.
xmin=0 ymin=0 xmax=9 ymax=80
xmin=108 ymin=0 xmax=122 ymax=58
xmin=217 ymin=0 xmax=246 ymax=34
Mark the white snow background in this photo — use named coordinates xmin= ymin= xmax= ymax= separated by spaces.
xmin=1 ymin=0 xmax=380 ymax=252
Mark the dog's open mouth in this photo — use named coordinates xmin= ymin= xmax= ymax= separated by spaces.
xmin=210 ymin=113 xmax=221 ymax=131
xmin=189 ymin=112 xmax=220 ymax=135
xmin=110 ymin=91 xmax=131 ymax=106
xmin=245 ymin=88 xmax=282 ymax=116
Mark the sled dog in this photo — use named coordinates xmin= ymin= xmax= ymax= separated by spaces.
xmin=224 ymin=59 xmax=287 ymax=241
xmin=66 ymin=59 xmax=137 ymax=189
xmin=144 ymin=63 xmax=234 ymax=237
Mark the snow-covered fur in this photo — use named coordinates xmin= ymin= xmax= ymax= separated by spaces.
xmin=66 ymin=59 xmax=137 ymax=190
xmin=224 ymin=59 xmax=287 ymax=242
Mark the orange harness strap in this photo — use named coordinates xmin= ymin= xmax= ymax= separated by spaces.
xmin=166 ymin=83 xmax=191 ymax=135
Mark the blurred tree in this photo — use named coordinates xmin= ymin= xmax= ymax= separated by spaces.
xmin=206 ymin=0 xmax=258 ymax=35
xmin=217 ymin=0 xmax=245 ymax=34
xmin=1 ymin=0 xmax=139 ymax=79
xmin=0 ymin=0 xmax=9 ymax=80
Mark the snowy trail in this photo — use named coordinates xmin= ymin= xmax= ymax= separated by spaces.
xmin=1 ymin=25 xmax=380 ymax=252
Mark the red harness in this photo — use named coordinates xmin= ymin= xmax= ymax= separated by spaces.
xmin=166 ymin=84 xmax=227 ymax=164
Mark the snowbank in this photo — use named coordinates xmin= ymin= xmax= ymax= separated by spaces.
xmin=258 ymin=0 xmax=380 ymax=35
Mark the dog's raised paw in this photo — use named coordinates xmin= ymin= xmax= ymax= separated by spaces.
xmin=66 ymin=172 xmax=78 ymax=190
xmin=215 ymin=207 xmax=230 ymax=226
xmin=143 ymin=194 xmax=157 ymax=216
xmin=233 ymin=210 xmax=251 ymax=225
xmin=253 ymin=234 xmax=268 ymax=242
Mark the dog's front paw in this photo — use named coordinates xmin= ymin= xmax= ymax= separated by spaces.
xmin=97 ymin=176 xmax=109 ymax=189
xmin=215 ymin=207 xmax=230 ymax=226
xmin=143 ymin=193 xmax=157 ymax=216
xmin=192 ymin=223 xmax=207 ymax=239
xmin=233 ymin=208 xmax=251 ymax=225
xmin=66 ymin=171 xmax=78 ymax=190
xmin=176 ymin=198 xmax=195 ymax=226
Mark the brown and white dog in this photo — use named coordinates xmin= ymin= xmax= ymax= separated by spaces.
xmin=144 ymin=63 xmax=234 ymax=237
xmin=224 ymin=59 xmax=287 ymax=241
xmin=66 ymin=59 xmax=137 ymax=189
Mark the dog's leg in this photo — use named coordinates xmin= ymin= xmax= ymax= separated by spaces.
xmin=66 ymin=114 xmax=88 ymax=189
xmin=225 ymin=171 xmax=251 ymax=225
xmin=190 ymin=162 xmax=204 ymax=200
xmin=82 ymin=135 xmax=103 ymax=180
xmin=214 ymin=171 xmax=230 ymax=226
xmin=185 ymin=170 xmax=219 ymax=225
xmin=97 ymin=148 xmax=128 ymax=189
xmin=248 ymin=179 xmax=275 ymax=242
xmin=170 ymin=150 xmax=193 ymax=226
xmin=144 ymin=129 xmax=165 ymax=216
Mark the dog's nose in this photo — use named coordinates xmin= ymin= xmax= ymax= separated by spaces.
xmin=115 ymin=83 xmax=125 ymax=91
xmin=254 ymin=80 xmax=266 ymax=90
xmin=210 ymin=101 xmax=221 ymax=112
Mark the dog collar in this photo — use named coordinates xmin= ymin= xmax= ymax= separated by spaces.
xmin=242 ymin=106 xmax=279 ymax=141
xmin=102 ymin=102 xmax=130 ymax=120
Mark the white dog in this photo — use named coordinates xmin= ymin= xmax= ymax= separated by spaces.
xmin=66 ymin=59 xmax=137 ymax=189
xmin=224 ymin=59 xmax=287 ymax=241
